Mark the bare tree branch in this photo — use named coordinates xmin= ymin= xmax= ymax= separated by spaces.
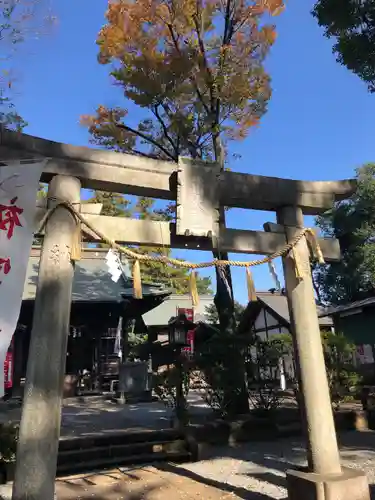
xmin=115 ymin=122 xmax=177 ymax=161
xmin=152 ymin=104 xmax=178 ymax=157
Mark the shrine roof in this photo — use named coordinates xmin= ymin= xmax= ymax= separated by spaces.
xmin=142 ymin=293 xmax=214 ymax=327
xmin=22 ymin=255 xmax=169 ymax=302
xmin=318 ymin=297 xmax=375 ymax=317
xmin=239 ymin=291 xmax=332 ymax=332
xmin=258 ymin=292 xmax=332 ymax=327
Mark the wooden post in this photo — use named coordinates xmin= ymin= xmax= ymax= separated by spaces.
xmin=11 ymin=327 xmax=24 ymax=399
xmin=277 ymin=206 xmax=341 ymax=475
xmin=175 ymin=348 xmax=184 ymax=428
xmin=12 ymin=175 xmax=81 ymax=500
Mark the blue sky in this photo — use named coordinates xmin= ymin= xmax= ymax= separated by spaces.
xmin=10 ymin=0 xmax=375 ymax=304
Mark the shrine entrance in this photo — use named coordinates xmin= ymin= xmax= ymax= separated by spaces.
xmin=0 ymin=127 xmax=369 ymax=500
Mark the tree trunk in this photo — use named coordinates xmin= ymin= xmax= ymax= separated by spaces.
xmin=212 ymin=138 xmax=249 ymax=415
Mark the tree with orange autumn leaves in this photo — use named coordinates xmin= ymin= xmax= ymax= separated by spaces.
xmin=82 ymin=0 xmax=284 ymax=321
xmin=83 ymin=0 xmax=284 ymax=319
xmin=83 ymin=0 xmax=284 ymax=416
xmin=84 ymin=0 xmax=283 ymax=161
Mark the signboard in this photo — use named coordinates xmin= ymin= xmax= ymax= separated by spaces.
xmin=356 ymin=344 xmax=374 ymax=365
xmin=177 ymin=307 xmax=195 ymax=354
xmin=119 ymin=361 xmax=150 ymax=394
xmin=178 ymin=307 xmax=194 ymax=322
xmin=0 ymin=159 xmax=45 ymax=397
xmin=176 ymin=157 xmax=220 ymax=238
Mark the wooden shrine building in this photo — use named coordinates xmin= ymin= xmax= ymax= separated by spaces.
xmin=240 ymin=290 xmax=334 ymax=340
xmin=12 ymin=247 xmax=171 ymax=395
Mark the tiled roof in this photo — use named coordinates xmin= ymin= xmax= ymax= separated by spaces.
xmin=318 ymin=297 xmax=375 ymax=317
xmin=245 ymin=291 xmax=333 ymax=327
xmin=23 ymin=256 xmax=169 ymax=302
xmin=142 ymin=294 xmax=215 ymax=326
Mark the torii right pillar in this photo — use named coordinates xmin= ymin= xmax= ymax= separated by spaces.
xmin=277 ymin=206 xmax=370 ymax=500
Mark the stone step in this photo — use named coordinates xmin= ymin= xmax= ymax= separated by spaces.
xmin=57 ymin=438 xmax=188 ymax=467
xmin=1 ymin=428 xmax=195 ymax=485
xmin=58 ymin=428 xmax=185 ymax=452
xmin=56 ymin=429 xmax=192 ymax=476
xmin=57 ymin=450 xmax=191 ymax=476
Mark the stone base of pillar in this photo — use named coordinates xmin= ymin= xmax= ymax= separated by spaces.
xmin=286 ymin=467 xmax=370 ymax=500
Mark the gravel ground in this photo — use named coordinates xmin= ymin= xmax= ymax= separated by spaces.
xmin=164 ymin=430 xmax=375 ymax=499
xmin=1 ymin=431 xmax=375 ymax=499
xmin=2 ymin=397 xmax=375 ymax=498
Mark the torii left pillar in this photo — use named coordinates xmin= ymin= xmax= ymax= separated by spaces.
xmin=12 ymin=175 xmax=81 ymax=500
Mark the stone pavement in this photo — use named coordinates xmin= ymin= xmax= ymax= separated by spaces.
xmin=0 ymin=392 xmax=361 ymax=439
xmin=0 ymin=391 xmax=212 ymax=438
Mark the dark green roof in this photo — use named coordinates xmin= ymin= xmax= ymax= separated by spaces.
xmin=23 ymin=256 xmax=169 ymax=302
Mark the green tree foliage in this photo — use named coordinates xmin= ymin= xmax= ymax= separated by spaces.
xmin=87 ymin=191 xmax=132 ymax=217
xmin=0 ymin=422 xmax=19 ymax=462
xmin=270 ymin=331 xmax=360 ymax=410
xmin=205 ymin=300 xmax=245 ymax=325
xmin=312 ymin=0 xmax=375 ymax=92
xmin=246 ymin=337 xmax=290 ymax=412
xmin=87 ymin=189 xmax=212 ymax=295
xmin=193 ymin=325 xmax=250 ymax=416
xmin=321 ymin=331 xmax=360 ymax=410
xmin=314 ymin=164 xmax=375 ymax=305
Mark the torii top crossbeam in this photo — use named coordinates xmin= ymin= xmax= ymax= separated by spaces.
xmin=0 ymin=127 xmax=355 ymax=215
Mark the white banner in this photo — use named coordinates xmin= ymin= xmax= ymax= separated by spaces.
xmin=0 ymin=159 xmax=45 ymax=397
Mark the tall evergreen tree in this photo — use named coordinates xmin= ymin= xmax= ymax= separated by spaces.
xmin=205 ymin=300 xmax=245 ymax=325
xmin=314 ymin=164 xmax=375 ymax=305
xmin=312 ymin=0 xmax=375 ymax=92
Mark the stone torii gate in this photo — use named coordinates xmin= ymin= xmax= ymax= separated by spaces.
xmin=0 ymin=127 xmax=369 ymax=500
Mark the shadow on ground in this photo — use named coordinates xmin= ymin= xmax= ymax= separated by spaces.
xmin=156 ymin=462 xmax=280 ymax=499
xmin=153 ymin=431 xmax=375 ymax=500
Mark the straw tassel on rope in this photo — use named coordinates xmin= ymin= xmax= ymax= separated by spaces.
xmin=132 ymin=260 xmax=143 ymax=299
xmin=70 ymin=217 xmax=82 ymax=262
xmin=189 ymin=270 xmax=199 ymax=307
xmin=292 ymin=246 xmax=304 ymax=280
xmin=306 ymin=230 xmax=325 ymax=265
xmin=246 ymin=267 xmax=257 ymax=302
